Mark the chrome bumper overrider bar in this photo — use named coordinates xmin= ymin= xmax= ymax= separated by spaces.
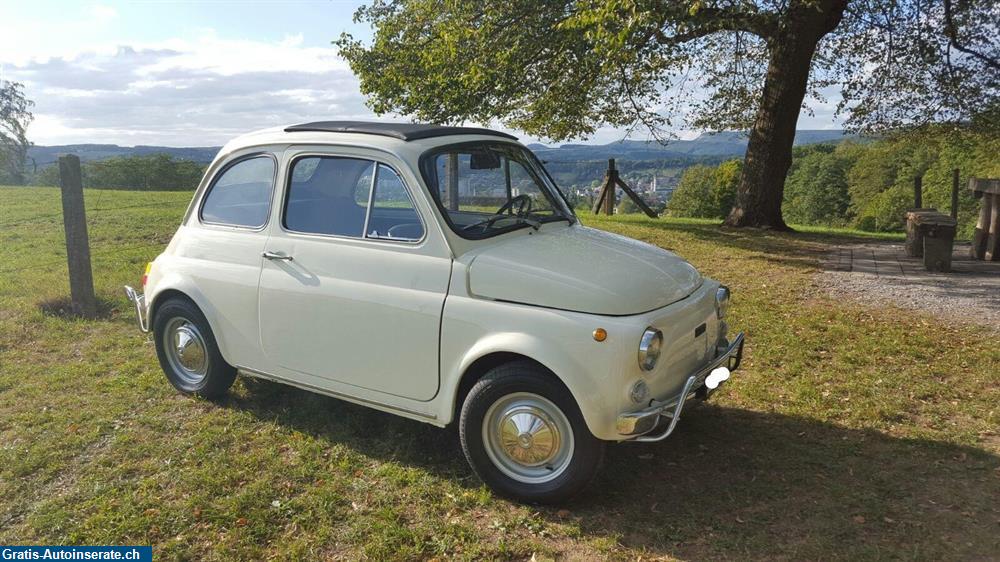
xmin=123 ymin=285 xmax=149 ymax=333
xmin=617 ymin=331 xmax=744 ymax=442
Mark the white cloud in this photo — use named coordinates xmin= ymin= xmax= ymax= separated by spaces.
xmin=138 ymin=31 xmax=351 ymax=77
xmin=3 ymin=33 xmax=370 ymax=146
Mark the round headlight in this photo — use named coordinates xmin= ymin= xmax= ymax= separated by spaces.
xmin=638 ymin=328 xmax=662 ymax=371
xmin=716 ymin=286 xmax=731 ymax=319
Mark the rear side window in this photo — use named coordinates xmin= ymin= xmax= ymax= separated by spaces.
xmin=200 ymin=155 xmax=275 ymax=228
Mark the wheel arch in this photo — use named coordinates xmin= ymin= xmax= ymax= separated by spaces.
xmin=147 ymin=281 xmax=234 ymax=366
xmin=443 ymin=337 xmax=608 ymax=440
xmin=450 ymin=352 xmax=569 ymax=426
xmin=149 ymin=288 xmax=194 ymax=326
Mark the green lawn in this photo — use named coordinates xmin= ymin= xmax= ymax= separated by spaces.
xmin=1 ymin=185 xmax=997 ymax=560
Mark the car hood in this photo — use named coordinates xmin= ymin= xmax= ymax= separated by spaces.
xmin=466 ymin=225 xmax=702 ymax=315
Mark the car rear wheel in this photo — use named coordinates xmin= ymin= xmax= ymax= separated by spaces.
xmin=459 ymin=361 xmax=605 ymax=503
xmin=153 ymin=297 xmax=236 ymax=399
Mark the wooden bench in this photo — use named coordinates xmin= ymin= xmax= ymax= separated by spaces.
xmin=970 ymin=178 xmax=1000 ymax=261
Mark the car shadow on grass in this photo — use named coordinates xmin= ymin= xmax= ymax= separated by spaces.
xmin=224 ymin=377 xmax=999 ymax=560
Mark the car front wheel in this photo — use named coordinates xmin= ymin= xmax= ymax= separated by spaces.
xmin=459 ymin=362 xmax=605 ymax=503
xmin=153 ymin=297 xmax=236 ymax=399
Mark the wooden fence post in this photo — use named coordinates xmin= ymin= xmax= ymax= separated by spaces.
xmin=914 ymin=176 xmax=923 ymax=208
xmin=950 ymin=168 xmax=960 ymax=219
xmin=591 ymin=159 xmax=658 ymax=218
xmin=602 ymin=159 xmax=616 ymax=215
xmin=592 ymin=159 xmax=616 ymax=216
xmin=58 ymin=155 xmax=97 ymax=318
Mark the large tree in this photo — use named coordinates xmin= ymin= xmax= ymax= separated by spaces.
xmin=337 ymin=0 xmax=998 ymax=229
xmin=0 ymin=80 xmax=34 ymax=185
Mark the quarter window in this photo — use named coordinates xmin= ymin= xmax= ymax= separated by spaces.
xmin=366 ymin=164 xmax=425 ymax=241
xmin=200 ymin=155 xmax=275 ymax=228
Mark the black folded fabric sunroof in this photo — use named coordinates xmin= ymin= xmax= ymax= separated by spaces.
xmin=284 ymin=121 xmax=518 ymax=142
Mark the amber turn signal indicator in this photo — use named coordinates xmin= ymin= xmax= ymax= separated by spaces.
xmin=592 ymin=328 xmax=607 ymax=342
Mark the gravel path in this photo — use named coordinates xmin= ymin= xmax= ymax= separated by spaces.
xmin=816 ymin=242 xmax=1000 ymax=332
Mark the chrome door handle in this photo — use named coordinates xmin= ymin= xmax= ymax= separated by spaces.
xmin=262 ymin=251 xmax=293 ymax=261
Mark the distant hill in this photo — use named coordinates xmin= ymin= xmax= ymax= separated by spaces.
xmin=529 ymin=130 xmax=857 ymax=162
xmin=26 ymin=144 xmax=220 ymax=168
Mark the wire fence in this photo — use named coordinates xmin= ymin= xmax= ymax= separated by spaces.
xmin=0 ymin=190 xmax=187 ymax=286
xmin=0 ymin=202 xmax=177 ymax=229
xmin=0 ymin=241 xmax=170 ymax=276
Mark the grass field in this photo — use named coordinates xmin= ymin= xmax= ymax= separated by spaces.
xmin=1 ymin=185 xmax=997 ymax=560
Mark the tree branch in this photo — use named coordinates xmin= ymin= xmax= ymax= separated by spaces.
xmin=943 ymin=0 xmax=1000 ymax=71
xmin=653 ymin=4 xmax=779 ymax=45
xmin=617 ymin=64 xmax=668 ymax=142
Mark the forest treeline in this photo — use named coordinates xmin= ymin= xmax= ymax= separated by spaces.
xmin=29 ymin=154 xmax=205 ymax=191
xmin=665 ymin=130 xmax=1000 ymax=236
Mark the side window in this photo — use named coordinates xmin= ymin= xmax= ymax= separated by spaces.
xmin=284 ymin=156 xmax=374 ymax=237
xmin=200 ymin=155 xmax=275 ymax=228
xmin=366 ymin=164 xmax=424 ymax=241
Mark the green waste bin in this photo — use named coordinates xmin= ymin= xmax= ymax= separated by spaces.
xmin=907 ymin=211 xmax=957 ymax=272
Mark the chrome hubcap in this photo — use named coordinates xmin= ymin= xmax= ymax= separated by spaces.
xmin=483 ymin=393 xmax=574 ymax=484
xmin=499 ymin=406 xmax=560 ymax=466
xmin=163 ymin=317 xmax=208 ymax=385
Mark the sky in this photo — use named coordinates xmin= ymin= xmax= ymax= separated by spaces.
xmin=0 ymin=0 xmax=845 ymax=147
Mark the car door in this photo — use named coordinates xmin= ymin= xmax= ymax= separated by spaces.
xmin=257 ymin=150 xmax=452 ymax=401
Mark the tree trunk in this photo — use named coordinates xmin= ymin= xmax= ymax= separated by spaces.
xmin=725 ymin=1 xmax=847 ymax=229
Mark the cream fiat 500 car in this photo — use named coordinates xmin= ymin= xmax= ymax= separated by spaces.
xmin=125 ymin=121 xmax=743 ymax=503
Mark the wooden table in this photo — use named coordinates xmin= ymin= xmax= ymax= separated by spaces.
xmin=970 ymin=178 xmax=1000 ymax=261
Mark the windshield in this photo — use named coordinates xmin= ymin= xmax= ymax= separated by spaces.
xmin=419 ymin=142 xmax=575 ymax=239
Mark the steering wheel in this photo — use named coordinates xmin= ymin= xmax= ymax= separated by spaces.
xmin=496 ymin=194 xmax=533 ymax=216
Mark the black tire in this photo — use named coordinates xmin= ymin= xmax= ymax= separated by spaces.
xmin=459 ymin=361 xmax=605 ymax=504
xmin=153 ymin=297 xmax=236 ymax=399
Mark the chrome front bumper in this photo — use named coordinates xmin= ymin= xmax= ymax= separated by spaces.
xmin=123 ymin=285 xmax=149 ymax=332
xmin=617 ymin=331 xmax=744 ymax=442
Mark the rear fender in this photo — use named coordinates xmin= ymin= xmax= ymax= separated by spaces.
xmin=146 ymin=273 xmax=233 ymax=364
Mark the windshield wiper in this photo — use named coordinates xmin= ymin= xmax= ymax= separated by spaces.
xmin=524 ymin=210 xmax=575 ymax=226
xmin=545 ymin=213 xmax=575 ymax=225
xmin=463 ymin=214 xmax=541 ymax=232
